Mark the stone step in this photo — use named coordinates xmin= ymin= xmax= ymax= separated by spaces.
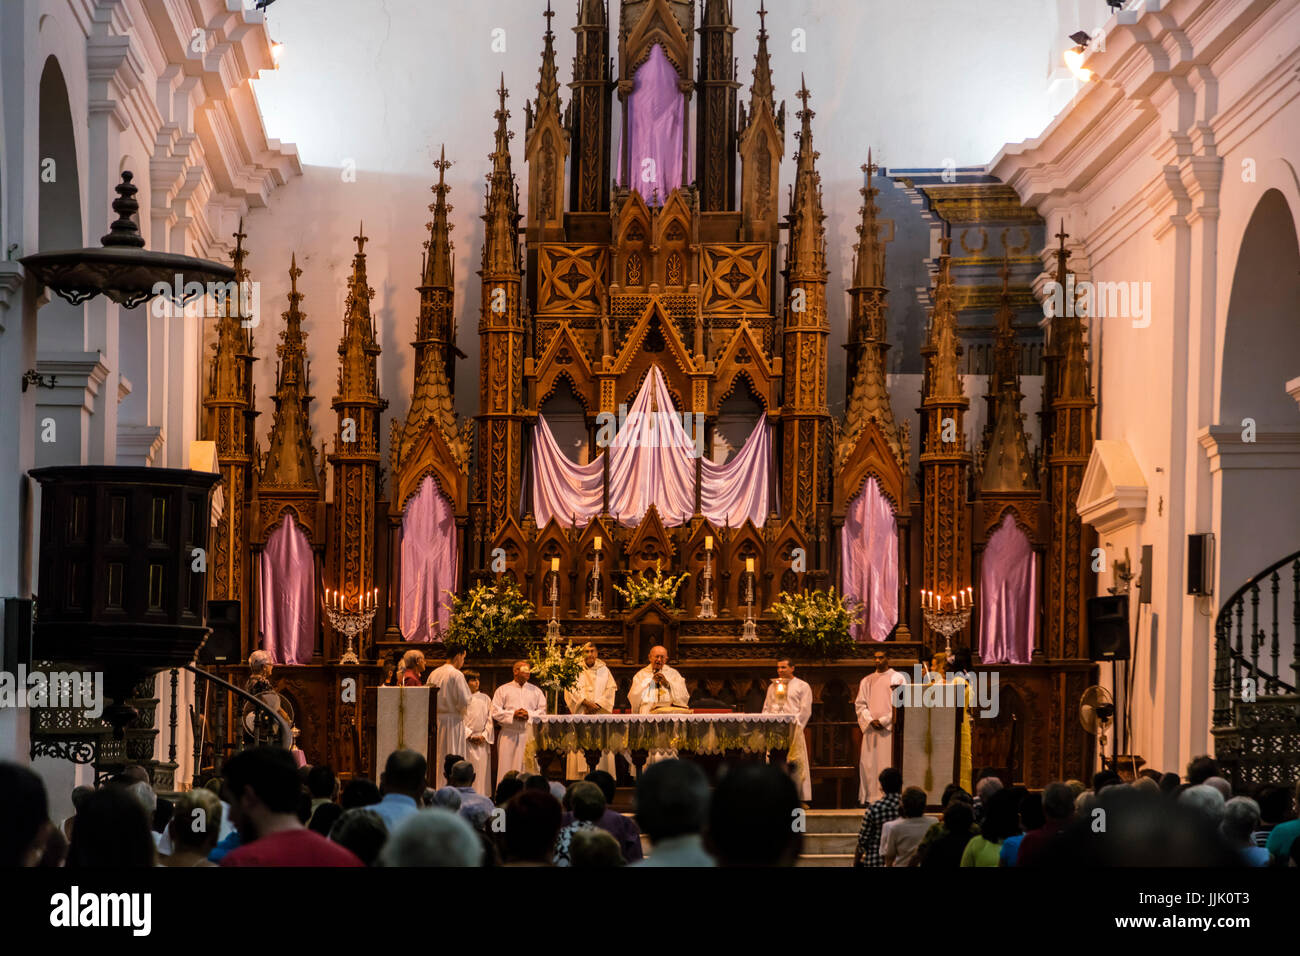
xmin=796 ymin=853 xmax=854 ymax=868
xmin=801 ymin=832 xmax=859 ymax=855
xmin=801 ymin=809 xmax=863 ymax=834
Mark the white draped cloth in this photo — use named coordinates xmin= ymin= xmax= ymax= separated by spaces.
xmin=426 ymin=662 xmax=470 ymax=787
xmin=762 ymin=676 xmax=813 ymax=801
xmin=856 ymin=668 xmax=906 ymax=804
xmin=563 ymin=661 xmax=617 ymax=779
xmin=464 ymin=691 xmax=495 ymax=796
xmin=491 ymin=680 xmax=548 ymax=782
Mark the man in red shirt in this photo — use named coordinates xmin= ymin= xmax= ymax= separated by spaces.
xmin=220 ymin=747 xmax=362 ymax=867
xmin=1016 ymin=781 xmax=1075 ymax=867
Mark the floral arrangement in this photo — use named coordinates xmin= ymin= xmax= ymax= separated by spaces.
xmin=527 ymin=635 xmax=586 ymax=696
xmin=613 ymin=559 xmax=690 ymax=611
xmin=443 ymin=579 xmax=535 ymax=656
xmin=769 ymin=587 xmax=859 ymax=659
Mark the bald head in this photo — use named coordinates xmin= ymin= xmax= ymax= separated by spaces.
xmin=512 ymin=661 xmax=531 ymax=685
xmin=648 ymin=646 xmax=667 ymax=671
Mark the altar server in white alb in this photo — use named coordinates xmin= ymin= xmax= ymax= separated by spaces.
xmin=762 ymin=657 xmax=813 ymax=802
xmin=856 ymin=649 xmax=906 ymax=805
xmin=491 ymin=660 xmax=548 ymax=783
xmin=563 ymin=643 xmax=617 ymax=779
xmin=629 ymin=646 xmax=688 ymax=714
xmin=425 ymin=643 xmax=471 ymax=787
xmin=462 ymin=669 xmax=495 ymax=797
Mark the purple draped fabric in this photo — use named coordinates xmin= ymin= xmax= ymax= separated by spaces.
xmin=978 ymin=512 xmax=1037 ymax=664
xmin=841 ymin=478 xmax=899 ymax=642
xmin=400 ymin=476 xmax=459 ymax=642
xmin=531 ymin=365 xmax=771 ymax=528
xmin=622 ymin=44 xmax=683 ymax=202
xmin=259 ymin=513 xmax=315 ymax=665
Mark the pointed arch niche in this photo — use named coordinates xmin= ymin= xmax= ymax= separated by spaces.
xmin=399 ymin=475 xmax=459 ymax=642
xmin=977 ymin=512 xmax=1037 ymax=664
xmin=841 ymin=477 xmax=899 ymax=642
xmin=259 ymin=512 xmax=316 ymax=665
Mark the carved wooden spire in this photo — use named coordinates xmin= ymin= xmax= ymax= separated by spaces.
xmin=261 ymin=253 xmax=319 ymax=492
xmin=738 ymin=1 xmax=784 ymax=243
xmin=484 ymin=77 xmax=522 ymax=278
xmin=337 ymin=225 xmax=382 ymax=408
xmin=568 ymin=0 xmax=613 ymax=213
xmin=695 ymin=0 xmax=738 ymax=211
xmin=838 ymin=151 xmax=904 ymax=469
xmin=786 ymin=77 xmax=826 ymax=282
xmin=979 ymin=255 xmax=1036 ymax=493
xmin=779 ymin=76 xmax=831 ymax=532
xmin=922 ymin=235 xmax=963 ymax=402
xmin=526 ymin=4 xmax=569 ymax=242
xmin=202 ymin=219 xmax=257 ymax=640
xmin=418 ymin=147 xmax=458 ymax=391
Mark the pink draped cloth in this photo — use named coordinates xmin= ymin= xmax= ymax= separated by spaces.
xmin=531 ymin=365 xmax=771 ymax=528
xmin=621 ymin=44 xmax=683 ymax=202
xmin=841 ymin=478 xmax=899 ymax=642
xmin=259 ymin=513 xmax=316 ymax=665
xmin=400 ymin=476 xmax=459 ymax=642
xmin=978 ymin=512 xmax=1037 ymax=664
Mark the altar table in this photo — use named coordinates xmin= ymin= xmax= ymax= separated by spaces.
xmin=523 ymin=712 xmax=808 ymax=791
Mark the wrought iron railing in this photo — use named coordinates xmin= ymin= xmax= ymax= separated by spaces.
xmin=182 ymin=663 xmax=293 ymax=789
xmin=1212 ymin=549 xmax=1300 ymax=729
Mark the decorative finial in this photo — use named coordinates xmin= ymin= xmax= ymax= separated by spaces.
xmin=289 ymin=251 xmax=302 ymax=292
xmin=100 ymin=171 xmax=146 ymax=248
xmin=354 ymin=223 xmax=367 ymax=254
xmin=544 ymin=0 xmax=555 ymax=37
xmin=758 ymin=0 xmax=768 ymax=36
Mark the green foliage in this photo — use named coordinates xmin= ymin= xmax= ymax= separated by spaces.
xmin=769 ymin=587 xmax=858 ymax=660
xmin=613 ymin=559 xmax=690 ymax=611
xmin=443 ymin=579 xmax=535 ymax=657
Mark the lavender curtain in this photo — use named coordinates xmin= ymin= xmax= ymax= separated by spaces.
xmin=622 ymin=44 xmax=684 ymax=202
xmin=400 ymin=476 xmax=459 ymax=642
xmin=531 ymin=365 xmax=771 ymax=528
xmin=259 ymin=513 xmax=315 ymax=665
xmin=841 ymin=478 xmax=899 ymax=642
xmin=978 ymin=512 xmax=1037 ymax=664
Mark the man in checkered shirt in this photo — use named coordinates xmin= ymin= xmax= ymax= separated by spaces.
xmin=854 ymin=767 xmax=903 ymax=867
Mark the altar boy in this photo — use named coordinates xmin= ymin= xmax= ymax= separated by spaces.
xmin=462 ymin=669 xmax=494 ymax=797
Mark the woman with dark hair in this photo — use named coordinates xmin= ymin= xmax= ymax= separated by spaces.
xmin=1000 ymin=790 xmax=1044 ymax=866
xmin=961 ymin=786 xmax=1022 ymax=866
xmin=67 ymin=786 xmax=156 ymax=868
xmin=920 ymin=800 xmax=976 ymax=867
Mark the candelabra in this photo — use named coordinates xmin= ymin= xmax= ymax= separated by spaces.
xmin=547 ymin=565 xmax=561 ymax=639
xmin=586 ymin=543 xmax=603 ymax=619
xmin=699 ymin=542 xmax=716 ymax=618
xmin=741 ymin=569 xmax=758 ymax=642
xmin=920 ymin=588 xmax=974 ymax=659
xmin=323 ymin=587 xmax=379 ymax=665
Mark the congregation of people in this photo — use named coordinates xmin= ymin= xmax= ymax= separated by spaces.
xmin=852 ymin=755 xmax=1300 ymax=867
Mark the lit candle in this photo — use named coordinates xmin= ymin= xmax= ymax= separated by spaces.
xmin=746 ymin=557 xmax=755 ymax=573
xmin=705 ymin=535 xmax=713 ymax=551
xmin=374 ymin=587 xmax=379 ymax=608
xmin=594 ymin=536 xmax=602 ymax=552
xmin=551 ymin=557 xmax=560 ymax=572
xmin=966 ymin=587 xmax=973 ymax=606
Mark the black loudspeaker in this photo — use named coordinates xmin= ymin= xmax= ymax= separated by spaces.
xmin=1138 ymin=545 xmax=1153 ymax=605
xmin=1188 ymin=533 xmax=1215 ymax=596
xmin=1087 ymin=594 xmax=1131 ymax=661
xmin=199 ymin=600 xmax=241 ymax=665
xmin=2 ymin=598 xmax=34 ymax=673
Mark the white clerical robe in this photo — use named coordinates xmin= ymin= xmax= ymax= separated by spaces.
xmin=563 ymin=661 xmax=617 ymax=779
xmin=490 ymin=680 xmax=548 ymax=783
xmin=628 ymin=665 xmax=689 ymax=769
xmin=628 ymin=665 xmax=688 ymax=714
xmin=762 ymin=676 xmax=813 ymax=801
xmin=426 ymin=662 xmax=470 ymax=787
xmin=856 ymin=668 xmax=906 ymax=804
xmin=464 ymin=691 xmax=495 ymax=796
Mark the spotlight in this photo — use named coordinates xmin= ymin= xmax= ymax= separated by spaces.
xmin=255 ymin=0 xmax=278 ymax=10
xmin=1066 ymin=31 xmax=1096 ymax=82
xmin=1106 ymin=1 xmax=1125 ymax=10
xmin=1069 ymin=30 xmax=1093 ymax=46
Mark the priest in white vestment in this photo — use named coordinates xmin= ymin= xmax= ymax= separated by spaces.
xmin=462 ymin=669 xmax=495 ymax=797
xmin=426 ymin=644 xmax=471 ymax=788
xmin=491 ymin=660 xmax=548 ymax=783
xmin=855 ymin=649 xmax=906 ymax=805
xmin=762 ymin=657 xmax=813 ymax=802
xmin=563 ymin=643 xmax=617 ymax=779
xmin=628 ymin=646 xmax=689 ymax=769
xmin=629 ymin=646 xmax=688 ymax=714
